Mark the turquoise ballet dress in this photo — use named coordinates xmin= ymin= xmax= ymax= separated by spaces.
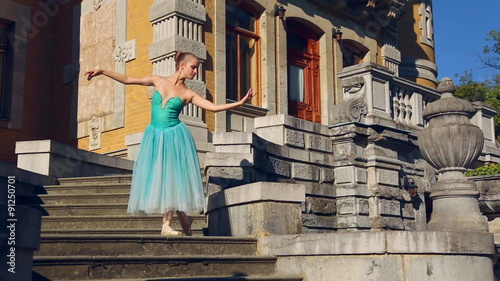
xmin=127 ymin=91 xmax=205 ymax=215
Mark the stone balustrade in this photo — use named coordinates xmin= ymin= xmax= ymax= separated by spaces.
xmin=335 ymin=63 xmax=497 ymax=149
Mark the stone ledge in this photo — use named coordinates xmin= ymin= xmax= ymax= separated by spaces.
xmin=258 ymin=231 xmax=495 ymax=256
xmin=255 ymin=114 xmax=331 ymax=136
xmin=15 ymin=140 xmax=133 ymax=178
xmin=149 ymin=36 xmax=207 ymax=61
xmin=207 ymin=182 xmax=305 ymax=212
xmin=150 ymin=0 xmax=206 ymax=23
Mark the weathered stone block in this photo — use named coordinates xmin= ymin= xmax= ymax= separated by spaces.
xmin=302 ymin=213 xmax=337 ymax=229
xmin=320 ymin=168 xmax=335 ymax=183
xmin=207 ymin=182 xmax=305 ymax=236
xmin=378 ymin=199 xmax=401 ymax=216
xmin=305 ymin=197 xmax=336 ymax=215
xmin=376 ymin=169 xmax=399 ymax=186
xmin=292 ymin=163 xmax=319 ymax=181
xmin=149 ymin=35 xmax=207 ymax=61
xmin=358 ymin=198 xmax=370 ymax=215
xmin=206 ymin=167 xmax=254 ymax=189
xmin=337 ymin=197 xmax=356 ymax=215
xmin=333 ymin=141 xmax=361 ymax=157
xmin=285 ymin=129 xmax=305 ymax=148
xmin=335 ymin=185 xmax=369 ymax=197
xmin=335 ymin=166 xmax=355 ymax=184
xmin=150 ymin=0 xmax=206 ymax=23
xmin=337 ymin=197 xmax=369 ymax=215
xmin=228 ymin=113 xmax=243 ymax=132
xmin=371 ymin=217 xmax=404 ymax=230
xmin=336 ymin=215 xmax=371 ymax=229
xmin=305 ymin=183 xmax=336 ymax=197
xmin=335 ymin=166 xmax=366 ymax=185
xmin=403 ymin=219 xmax=416 ymax=230
xmin=268 ymin=156 xmax=291 ymax=177
xmin=401 ymin=202 xmax=415 ymax=218
xmin=306 ymin=134 xmax=333 ymax=153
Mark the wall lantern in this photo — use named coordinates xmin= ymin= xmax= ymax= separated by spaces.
xmin=334 ymin=27 xmax=343 ymax=42
xmin=276 ymin=4 xmax=286 ymax=20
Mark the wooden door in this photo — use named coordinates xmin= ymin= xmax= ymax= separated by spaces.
xmin=287 ymin=22 xmax=321 ymax=123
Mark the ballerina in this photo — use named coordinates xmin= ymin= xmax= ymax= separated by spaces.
xmin=85 ymin=51 xmax=255 ymax=235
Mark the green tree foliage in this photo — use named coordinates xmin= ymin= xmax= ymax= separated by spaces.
xmin=466 ymin=163 xmax=500 ymax=177
xmin=454 ymin=30 xmax=500 ymax=141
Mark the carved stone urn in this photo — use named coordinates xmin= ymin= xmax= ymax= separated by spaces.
xmin=418 ymin=77 xmax=488 ymax=232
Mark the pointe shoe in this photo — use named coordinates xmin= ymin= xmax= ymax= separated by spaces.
xmin=180 ymin=216 xmax=193 ymax=236
xmin=161 ymin=225 xmax=180 ymax=236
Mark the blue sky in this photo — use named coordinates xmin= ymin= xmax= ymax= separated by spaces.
xmin=434 ymin=1 xmax=500 ymax=82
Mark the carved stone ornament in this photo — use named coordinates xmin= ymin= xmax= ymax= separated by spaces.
xmin=94 ymin=0 xmax=103 ymax=11
xmin=342 ymin=76 xmax=365 ymax=94
xmin=418 ymin=77 xmax=487 ymax=232
xmin=113 ymin=40 xmax=136 ymax=63
xmin=332 ymin=76 xmax=368 ymax=123
xmin=89 ymin=115 xmax=102 ymax=150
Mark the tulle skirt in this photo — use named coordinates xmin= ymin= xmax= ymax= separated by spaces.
xmin=127 ymin=122 xmax=205 ymax=215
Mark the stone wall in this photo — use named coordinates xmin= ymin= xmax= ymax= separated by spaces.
xmin=259 ymin=231 xmax=495 ymax=281
xmin=205 ymin=114 xmax=427 ymax=232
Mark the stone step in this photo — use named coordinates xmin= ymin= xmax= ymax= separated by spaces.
xmin=33 ymin=255 xmax=277 ymax=280
xmin=35 ymin=235 xmax=258 ymax=257
xmin=57 ymin=173 xmax=207 ymax=187
xmin=38 ymin=203 xmax=131 ymax=216
xmin=41 ymin=215 xmax=207 ymax=231
xmin=42 ymin=183 xmax=131 ymax=195
xmin=75 ymin=276 xmax=302 ymax=281
xmin=36 ymin=203 xmax=206 ymax=217
xmin=41 ymin=228 xmax=205 ymax=236
xmin=39 ymin=193 xmax=130 ymax=204
xmin=58 ymin=174 xmax=133 ymax=186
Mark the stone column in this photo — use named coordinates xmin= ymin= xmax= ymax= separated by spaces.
xmin=418 ymin=78 xmax=488 ymax=232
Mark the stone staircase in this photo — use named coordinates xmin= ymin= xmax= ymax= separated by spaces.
xmin=32 ymin=175 xmax=301 ymax=281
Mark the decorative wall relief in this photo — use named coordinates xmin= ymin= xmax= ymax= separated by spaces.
xmin=94 ymin=0 xmax=103 ymax=11
xmin=89 ymin=115 xmax=102 ymax=150
xmin=331 ymin=76 xmax=367 ymax=123
xmin=113 ymin=39 xmax=136 ymax=63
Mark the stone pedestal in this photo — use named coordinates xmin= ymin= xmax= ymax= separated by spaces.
xmin=207 ymin=182 xmax=305 ymax=237
xmin=419 ymin=78 xmax=488 ymax=232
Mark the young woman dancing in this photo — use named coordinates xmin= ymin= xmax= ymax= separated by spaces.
xmin=85 ymin=52 xmax=254 ymax=235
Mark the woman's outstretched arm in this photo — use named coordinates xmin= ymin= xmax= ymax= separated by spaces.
xmin=191 ymin=88 xmax=255 ymax=112
xmin=85 ymin=69 xmax=161 ymax=86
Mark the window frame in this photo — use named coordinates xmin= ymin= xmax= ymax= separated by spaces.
xmin=225 ymin=3 xmax=261 ymax=106
xmin=286 ymin=21 xmax=321 ymax=123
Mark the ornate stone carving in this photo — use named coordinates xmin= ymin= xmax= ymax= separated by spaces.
xmin=342 ymin=76 xmax=365 ymax=94
xmin=113 ymin=39 xmax=136 ymax=63
xmin=418 ymin=77 xmax=487 ymax=232
xmin=89 ymin=115 xmax=102 ymax=150
xmin=93 ymin=0 xmax=103 ymax=11
xmin=331 ymin=76 xmax=368 ymax=124
xmin=387 ymin=0 xmax=405 ymax=19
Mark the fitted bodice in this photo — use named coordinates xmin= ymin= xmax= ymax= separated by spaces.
xmin=150 ymin=91 xmax=184 ymax=128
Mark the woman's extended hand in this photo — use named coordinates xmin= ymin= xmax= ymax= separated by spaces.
xmin=85 ymin=69 xmax=103 ymax=81
xmin=239 ymin=88 xmax=256 ymax=105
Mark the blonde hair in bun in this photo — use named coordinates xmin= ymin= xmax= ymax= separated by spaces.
xmin=174 ymin=51 xmax=197 ymax=70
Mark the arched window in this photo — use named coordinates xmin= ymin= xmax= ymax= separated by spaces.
xmin=287 ymin=20 xmax=321 ymax=123
xmin=341 ymin=40 xmax=369 ymax=68
xmin=226 ymin=3 xmax=260 ymax=106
